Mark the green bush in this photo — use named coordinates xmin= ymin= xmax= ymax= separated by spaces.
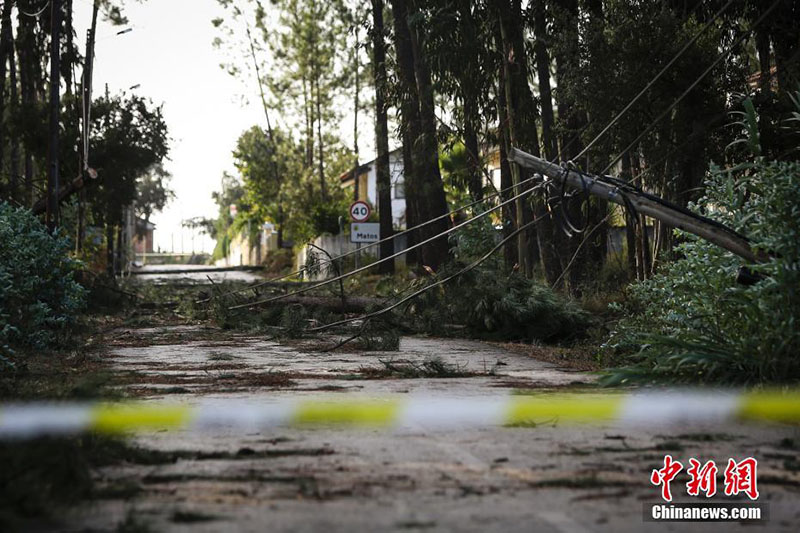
xmin=0 ymin=204 xmax=86 ymax=361
xmin=399 ymin=213 xmax=593 ymax=342
xmin=603 ymin=157 xmax=800 ymax=385
xmin=447 ymin=267 xmax=593 ymax=342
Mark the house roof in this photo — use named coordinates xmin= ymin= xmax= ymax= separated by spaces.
xmin=338 ymin=147 xmax=403 ymax=183
xmin=136 ymin=218 xmax=156 ymax=231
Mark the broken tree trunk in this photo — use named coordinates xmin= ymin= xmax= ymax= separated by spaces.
xmin=508 ymin=147 xmax=759 ymax=264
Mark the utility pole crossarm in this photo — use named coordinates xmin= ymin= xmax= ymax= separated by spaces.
xmin=508 ymin=147 xmax=759 ymax=264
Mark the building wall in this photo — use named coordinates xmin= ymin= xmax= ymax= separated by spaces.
xmin=132 ymin=231 xmax=154 ymax=254
xmin=295 ymin=232 xmax=409 ymax=280
xmin=215 ymin=230 xmax=279 ymax=267
xmin=344 ymin=150 xmax=407 ymax=228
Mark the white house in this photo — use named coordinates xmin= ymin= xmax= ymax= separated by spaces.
xmin=339 ymin=148 xmax=407 ymax=228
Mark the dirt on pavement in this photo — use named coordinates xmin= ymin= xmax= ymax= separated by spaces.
xmin=52 ymin=311 xmax=800 ymax=533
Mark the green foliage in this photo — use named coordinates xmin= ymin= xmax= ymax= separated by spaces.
xmin=134 ymin=164 xmax=175 ymax=224
xmin=310 ymin=201 xmax=345 ymax=236
xmin=0 ymin=205 xmax=86 ymax=361
xmin=398 ymin=219 xmax=592 ymax=342
xmin=209 ymin=173 xmax=247 ymax=261
xmin=87 ymin=93 xmax=170 ymax=227
xmin=603 ymin=157 xmax=800 ymax=385
xmin=279 ymin=304 xmax=308 ymax=338
xmin=448 ymin=268 xmax=593 ymax=342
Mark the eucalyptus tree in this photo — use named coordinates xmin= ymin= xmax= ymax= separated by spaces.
xmin=369 ymin=0 xmax=395 ymax=274
xmin=388 ymin=0 xmax=450 ymax=270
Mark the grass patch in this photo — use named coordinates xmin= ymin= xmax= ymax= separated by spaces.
xmin=208 ymin=351 xmax=236 ymax=361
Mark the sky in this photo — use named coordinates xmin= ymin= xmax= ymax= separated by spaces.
xmin=72 ymin=0 xmax=274 ymax=254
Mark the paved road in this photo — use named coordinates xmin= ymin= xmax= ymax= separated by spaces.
xmin=129 ymin=264 xmax=266 ymax=284
xmin=59 ymin=289 xmax=800 ymax=531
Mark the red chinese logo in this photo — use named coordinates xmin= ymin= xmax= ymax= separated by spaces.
xmin=652 ymin=456 xmax=759 ymax=501
xmin=651 ymin=455 xmax=683 ymax=502
xmin=724 ymin=457 xmax=759 ymax=500
xmin=686 ymin=458 xmax=718 ymax=497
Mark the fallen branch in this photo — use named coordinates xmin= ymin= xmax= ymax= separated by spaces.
xmin=247 ymin=295 xmax=384 ymax=313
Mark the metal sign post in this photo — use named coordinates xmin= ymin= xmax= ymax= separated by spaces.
xmin=350 ymin=201 xmax=371 ymax=269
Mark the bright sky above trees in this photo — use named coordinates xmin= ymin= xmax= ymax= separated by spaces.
xmin=72 ymin=0 xmax=267 ymax=253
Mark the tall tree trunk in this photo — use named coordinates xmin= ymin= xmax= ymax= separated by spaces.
xmin=456 ymin=0 xmax=482 ymax=201
xmin=65 ymin=0 xmax=74 ymax=96
xmin=0 ymin=0 xmax=12 ymax=200
xmin=401 ymin=130 xmax=419 ymax=266
xmin=17 ymin=3 xmax=37 ymax=206
xmin=532 ymin=1 xmax=557 ymax=163
xmin=46 ymin=0 xmax=63 ymax=232
xmin=408 ymin=0 xmax=450 ymax=271
xmin=582 ymin=0 xmax=609 ymax=286
xmin=302 ymin=75 xmax=313 ymax=169
xmin=770 ymin=0 xmax=800 ymax=95
xmin=106 ymin=224 xmax=115 ymax=276
xmin=390 ymin=0 xmax=420 ymax=267
xmin=494 ymin=17 xmax=517 ymax=271
xmin=497 ymin=0 xmax=548 ymax=280
xmin=621 ymin=152 xmax=636 ymax=277
xmin=315 ymin=74 xmax=326 ymax=201
xmin=530 ymin=0 xmax=570 ymax=287
xmin=391 ymin=0 xmax=449 ymax=271
xmin=553 ymin=0 xmax=605 ymax=294
xmin=371 ymin=0 xmax=395 ymax=275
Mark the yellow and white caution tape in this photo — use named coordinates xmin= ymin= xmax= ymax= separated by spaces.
xmin=1 ymin=390 xmax=799 ymax=439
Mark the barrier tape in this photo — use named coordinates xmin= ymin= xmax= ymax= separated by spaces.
xmin=1 ymin=390 xmax=799 ymax=439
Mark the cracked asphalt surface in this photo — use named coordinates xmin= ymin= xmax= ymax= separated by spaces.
xmin=56 ymin=270 xmax=800 ymax=532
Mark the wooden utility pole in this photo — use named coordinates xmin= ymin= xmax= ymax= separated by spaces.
xmin=46 ymin=0 xmax=63 ymax=233
xmin=508 ymin=148 xmax=759 ymax=263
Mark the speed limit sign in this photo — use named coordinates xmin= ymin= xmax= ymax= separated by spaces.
xmin=349 ymin=200 xmax=371 ymax=222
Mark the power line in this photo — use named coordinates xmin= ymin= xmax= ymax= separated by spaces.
xmin=549 ymin=0 xmax=783 ymax=288
xmin=225 ymin=0 xmax=740 ymax=313
xmin=308 ymin=213 xmax=548 ymax=333
xmin=573 ymin=0 xmax=734 ymax=162
xmin=602 ymin=0 xmax=782 ymax=176
xmin=202 ymin=174 xmax=539 ymax=303
xmin=20 ymin=1 xmax=51 ymax=17
xmin=228 ymin=182 xmax=545 ymax=311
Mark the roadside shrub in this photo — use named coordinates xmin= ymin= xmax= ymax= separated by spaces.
xmin=602 ymin=157 xmax=800 ymax=385
xmin=0 ymin=204 xmax=86 ymax=361
xmin=447 ymin=267 xmax=593 ymax=342
xmin=400 ymin=215 xmax=593 ymax=342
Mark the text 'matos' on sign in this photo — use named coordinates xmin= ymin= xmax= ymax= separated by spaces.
xmin=349 ymin=200 xmax=371 ymax=222
xmin=351 ymin=223 xmax=380 ymax=243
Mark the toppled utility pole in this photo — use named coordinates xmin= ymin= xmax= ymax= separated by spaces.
xmin=77 ymin=1 xmax=100 ymax=250
xmin=508 ymin=147 xmax=758 ymax=264
xmin=35 ymin=1 xmax=99 ymax=221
